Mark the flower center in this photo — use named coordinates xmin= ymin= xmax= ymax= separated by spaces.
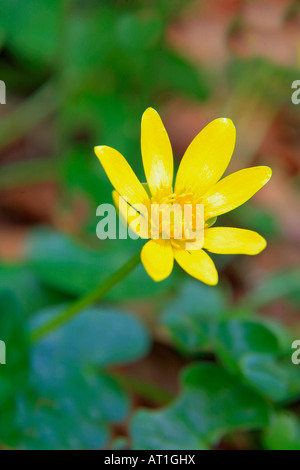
xmin=149 ymin=192 xmax=204 ymax=247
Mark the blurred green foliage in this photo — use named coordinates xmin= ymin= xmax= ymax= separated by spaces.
xmin=130 ymin=281 xmax=299 ymax=450
xmin=0 ymin=0 xmax=299 ymax=451
xmin=132 ymin=363 xmax=270 ymax=450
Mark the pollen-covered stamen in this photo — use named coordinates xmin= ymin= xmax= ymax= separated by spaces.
xmin=149 ymin=191 xmax=204 ymax=244
xmin=151 ymin=191 xmax=194 ymax=205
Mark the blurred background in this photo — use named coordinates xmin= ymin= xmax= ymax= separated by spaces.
xmin=0 ymin=0 xmax=299 ymax=450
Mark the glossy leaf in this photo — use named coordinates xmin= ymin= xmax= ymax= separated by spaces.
xmin=215 ymin=319 xmax=300 ymax=402
xmin=131 ymin=364 xmax=270 ymax=449
xmin=15 ymin=305 xmax=151 ymax=449
xmin=25 ymin=228 xmax=174 ymax=300
xmin=241 ymin=355 xmax=300 ymax=403
xmin=31 ymin=305 xmax=151 ymax=368
xmin=262 ymin=413 xmax=300 ymax=451
xmin=161 ymin=281 xmax=227 ymax=352
xmin=215 ymin=319 xmax=281 ymax=372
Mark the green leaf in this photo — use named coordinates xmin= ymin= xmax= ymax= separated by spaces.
xmin=131 ymin=363 xmax=270 ymax=450
xmin=31 ymin=305 xmax=151 ymax=367
xmin=162 ymin=281 xmax=227 ymax=353
xmin=17 ymin=393 xmax=109 ymax=450
xmin=0 ymin=264 xmax=66 ymax=317
xmin=215 ymin=319 xmax=300 ymax=402
xmin=0 ymin=376 xmax=11 ymax=408
xmin=0 ymin=291 xmax=30 ymax=446
xmin=0 ymin=291 xmax=30 ymax=392
xmin=15 ymin=304 xmax=151 ymax=449
xmin=215 ymin=319 xmax=281 ymax=373
xmin=262 ymin=412 xmax=300 ymax=450
xmin=25 ymin=228 xmax=174 ymax=300
xmin=0 ymin=397 xmax=20 ymax=447
xmin=241 ymin=355 xmax=300 ymax=403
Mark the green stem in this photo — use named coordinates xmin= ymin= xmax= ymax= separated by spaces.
xmin=31 ymin=251 xmax=141 ymax=343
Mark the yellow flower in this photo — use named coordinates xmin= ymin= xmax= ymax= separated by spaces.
xmin=95 ymin=108 xmax=272 ymax=285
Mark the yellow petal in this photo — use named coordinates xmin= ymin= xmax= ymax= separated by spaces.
xmin=112 ymin=189 xmax=136 ymax=229
xmin=174 ymin=248 xmax=218 ymax=285
xmin=95 ymin=146 xmax=150 ymax=209
xmin=204 ymin=227 xmax=267 ymax=255
xmin=141 ymin=239 xmax=174 ymax=282
xmin=141 ymin=108 xmax=173 ymax=196
xmin=112 ymin=190 xmax=149 ymax=239
xmin=175 ymin=118 xmax=236 ymax=198
xmin=203 ymin=166 xmax=272 ymax=218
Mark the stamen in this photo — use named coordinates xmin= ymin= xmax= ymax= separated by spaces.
xmin=149 ymin=190 xmax=204 ymax=242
